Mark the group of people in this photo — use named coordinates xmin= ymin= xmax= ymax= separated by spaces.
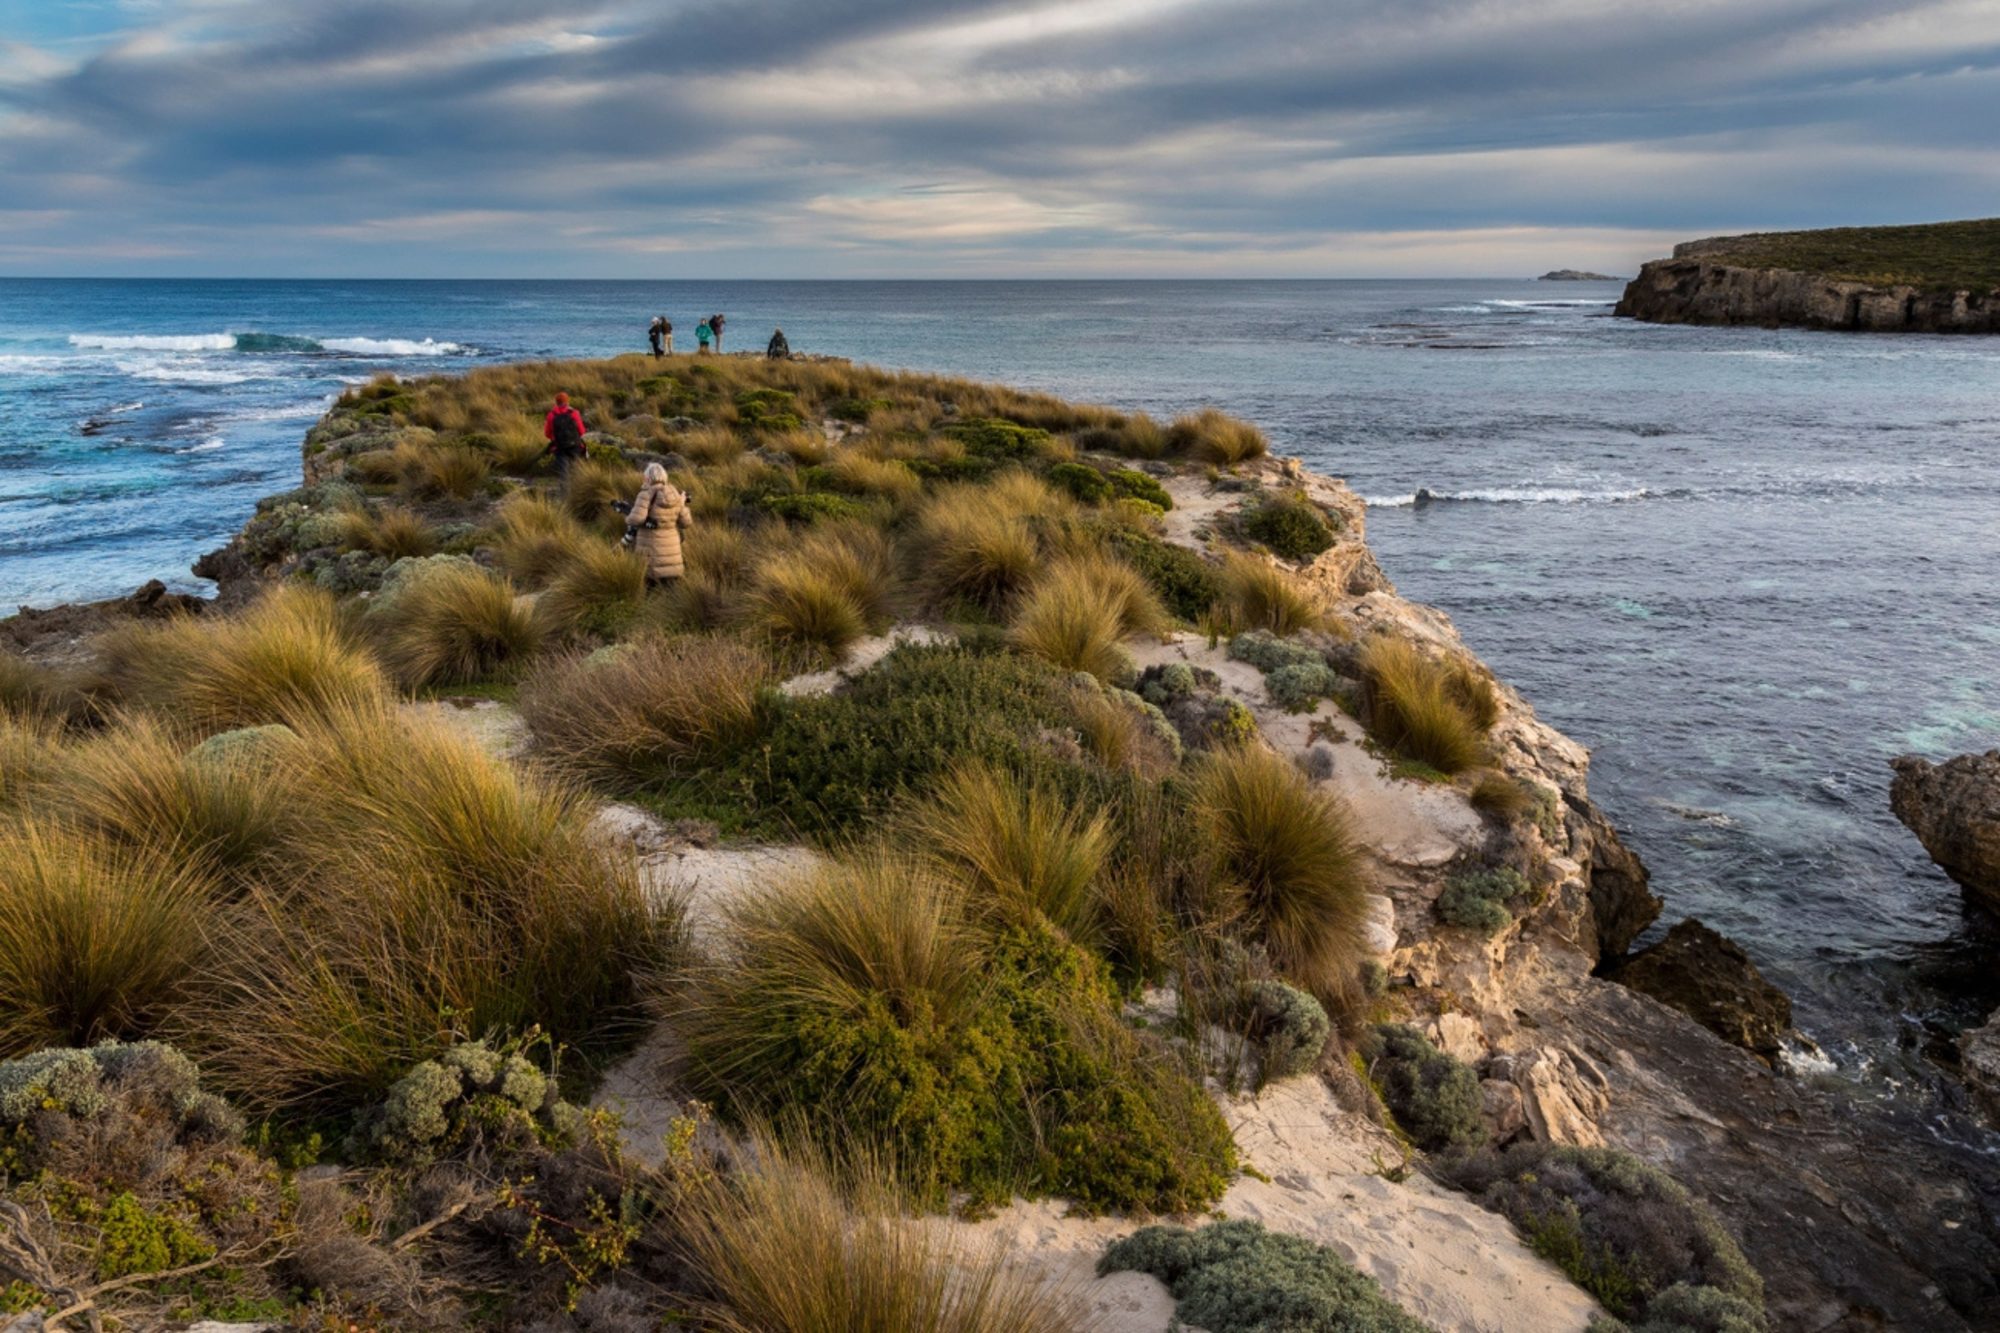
xmin=645 ymin=313 xmax=791 ymax=360
xmin=540 ymin=392 xmax=692 ymax=589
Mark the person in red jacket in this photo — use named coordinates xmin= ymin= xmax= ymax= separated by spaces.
xmin=542 ymin=392 xmax=587 ymax=483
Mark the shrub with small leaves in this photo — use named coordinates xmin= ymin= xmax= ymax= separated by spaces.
xmin=1242 ymin=980 xmax=1331 ymax=1081
xmin=1106 ymin=530 xmax=1219 ymax=623
xmin=1100 ymin=1219 xmax=1428 ymax=1333
xmin=1358 ymin=1023 xmax=1483 ymax=1154
xmin=1106 ymin=468 xmax=1173 ymax=510
xmin=1230 ymin=631 xmax=1343 ymax=712
xmin=944 ymin=417 xmax=1054 ymax=461
xmin=1437 ymin=865 xmax=1533 ymax=934
xmin=1242 ymin=493 xmax=1336 ymax=562
xmin=358 ymin=1037 xmax=571 ymax=1167
xmin=1047 ymin=461 xmax=1112 ymax=504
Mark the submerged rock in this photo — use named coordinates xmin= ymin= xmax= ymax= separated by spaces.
xmin=1606 ymin=918 xmax=1792 ymax=1064
xmin=1889 ymin=750 xmax=2000 ymax=915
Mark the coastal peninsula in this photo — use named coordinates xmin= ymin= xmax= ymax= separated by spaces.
xmin=1616 ymin=218 xmax=2000 ymax=332
xmin=1 ymin=356 xmax=1995 ymax=1330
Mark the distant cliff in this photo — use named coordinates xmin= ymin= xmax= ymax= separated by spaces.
xmin=1616 ymin=219 xmax=2000 ymax=333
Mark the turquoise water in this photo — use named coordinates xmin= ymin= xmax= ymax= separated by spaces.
xmin=3 ymin=277 xmax=1997 ymax=1127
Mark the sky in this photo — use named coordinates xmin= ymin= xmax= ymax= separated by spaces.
xmin=1 ymin=0 xmax=1996 ymax=278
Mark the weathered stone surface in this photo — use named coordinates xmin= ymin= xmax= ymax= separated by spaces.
xmin=1479 ymin=1076 xmax=1529 ymax=1142
xmin=1890 ymin=750 xmax=2000 ymax=915
xmin=1487 ymin=1046 xmax=1609 ymax=1147
xmin=1569 ymin=793 xmax=1661 ymax=960
xmin=1606 ymin=917 xmax=1793 ymax=1064
xmin=1962 ymin=1011 xmax=2000 ymax=1126
xmin=1617 ymin=256 xmax=2000 ymax=333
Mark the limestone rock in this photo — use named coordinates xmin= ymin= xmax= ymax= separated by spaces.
xmin=1479 ymin=1077 xmax=1528 ymax=1143
xmin=1489 ymin=1046 xmax=1609 ymax=1146
xmin=1361 ymin=894 xmax=1397 ymax=958
xmin=1617 ymin=257 xmax=2000 ymax=333
xmin=1607 ymin=918 xmax=1793 ymax=1064
xmin=1889 ymin=750 xmax=2000 ymax=915
xmin=1571 ymin=794 xmax=1662 ymax=960
xmin=1426 ymin=1012 xmax=1486 ymax=1066
xmin=1961 ymin=1011 xmax=2000 ymax=1125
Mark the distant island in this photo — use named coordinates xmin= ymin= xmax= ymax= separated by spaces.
xmin=1616 ymin=218 xmax=2000 ymax=332
xmin=1538 ymin=269 xmax=1622 ymax=281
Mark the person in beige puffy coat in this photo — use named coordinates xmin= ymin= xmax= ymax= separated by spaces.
xmin=624 ymin=463 xmax=692 ymax=585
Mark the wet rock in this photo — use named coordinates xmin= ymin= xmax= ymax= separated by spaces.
xmin=1889 ymin=751 xmax=2000 ymax=916
xmin=1961 ymin=1011 xmax=2000 ymax=1125
xmin=1606 ymin=918 xmax=1793 ymax=1064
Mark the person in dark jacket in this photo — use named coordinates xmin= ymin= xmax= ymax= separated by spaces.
xmin=709 ymin=312 xmax=726 ymax=353
xmin=647 ymin=317 xmax=665 ymax=358
xmin=766 ymin=327 xmax=790 ymax=359
xmin=542 ymin=392 xmax=588 ymax=484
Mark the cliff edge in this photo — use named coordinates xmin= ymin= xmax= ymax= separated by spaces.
xmin=1616 ymin=218 xmax=2000 ymax=332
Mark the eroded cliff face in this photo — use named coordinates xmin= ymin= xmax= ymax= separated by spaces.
xmin=1615 ymin=255 xmax=2000 ymax=333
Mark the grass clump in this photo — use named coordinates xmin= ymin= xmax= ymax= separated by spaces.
xmin=1221 ymin=554 xmax=1323 ymax=636
xmin=0 ymin=709 xmax=70 ymax=810
xmin=1468 ymin=770 xmax=1535 ymax=821
xmin=1357 ymin=1024 xmax=1483 ymax=1154
xmin=488 ymin=491 xmax=592 ymax=586
xmin=1242 ymin=494 xmax=1336 ymax=562
xmin=1359 ymin=636 xmax=1490 ymax=776
xmin=404 ymin=443 xmax=491 ymax=500
xmin=744 ymin=525 xmax=898 ymax=662
xmin=564 ymin=456 xmax=644 ymax=528
xmin=520 ymin=634 xmax=775 ymax=788
xmin=905 ymin=764 xmax=1112 ymax=940
xmin=1168 ymin=408 xmax=1268 ymax=464
xmin=1009 ymin=556 xmax=1160 ymax=681
xmin=0 ymin=825 xmax=215 ymax=1056
xmin=369 ymin=558 xmax=542 ymax=687
xmin=908 ymin=484 xmax=1048 ymax=616
xmin=1437 ymin=865 xmax=1532 ymax=934
xmin=1193 ymin=745 xmax=1371 ymax=1003
xmin=1099 ymin=1219 xmax=1428 ymax=1333
xmin=332 ymin=504 xmax=438 ymax=559
xmin=686 ymin=860 xmax=1234 ymax=1213
xmin=1447 ymin=1143 xmax=1764 ymax=1328
xmin=672 ymin=1133 xmax=1085 ymax=1333
xmin=96 ymin=585 xmax=387 ymax=733
xmin=538 ymin=541 xmax=649 ymax=640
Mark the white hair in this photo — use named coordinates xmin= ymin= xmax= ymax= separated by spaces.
xmin=643 ymin=462 xmax=669 ymax=485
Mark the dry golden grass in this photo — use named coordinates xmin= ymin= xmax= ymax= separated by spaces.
xmin=678 ymin=423 xmax=747 ymax=465
xmin=908 ymin=485 xmax=1045 ymax=616
xmin=564 ymin=456 xmax=645 ymax=528
xmin=537 ymin=541 xmax=650 ymax=639
xmin=1359 ymin=636 xmax=1490 ymax=776
xmin=0 ymin=709 xmax=70 ymax=810
xmin=488 ymin=490 xmax=592 ymax=586
xmin=1070 ymin=685 xmax=1178 ymax=779
xmin=1168 ymin=407 xmax=1268 ymax=464
xmin=1220 ymin=553 xmax=1323 ymax=636
xmin=1008 ymin=567 xmax=1131 ymax=681
xmin=744 ymin=555 xmax=868 ymax=662
xmin=903 ymin=764 xmax=1111 ymax=940
xmin=371 ymin=561 xmax=543 ymax=687
xmin=1193 ymin=743 xmax=1371 ymax=1003
xmin=404 ymin=443 xmax=491 ymax=500
xmin=332 ymin=504 xmax=438 ymax=559
xmin=824 ymin=452 xmax=923 ymax=505
xmin=487 ymin=419 xmax=551 ymax=476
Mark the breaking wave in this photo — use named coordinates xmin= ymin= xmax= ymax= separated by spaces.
xmin=1364 ymin=485 xmax=1654 ymax=508
xmin=69 ymin=331 xmax=466 ymax=356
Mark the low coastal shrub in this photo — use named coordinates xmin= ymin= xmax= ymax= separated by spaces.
xmin=1106 ymin=467 xmax=1173 ymax=510
xmin=370 ymin=558 xmax=542 ymax=687
xmin=0 ymin=824 xmax=215 ymax=1055
xmin=1167 ymin=408 xmax=1268 ymax=464
xmin=520 ymin=634 xmax=775 ymax=788
xmin=1357 ymin=1023 xmax=1483 ymax=1154
xmin=671 ymin=1133 xmax=1085 ymax=1333
xmin=905 ymin=763 xmax=1112 ymax=940
xmin=190 ymin=703 xmax=672 ymax=1110
xmin=1359 ymin=636 xmax=1489 ymax=776
xmin=1193 ymin=744 xmax=1370 ymax=1002
xmin=1241 ymin=979 xmax=1332 ymax=1081
xmin=1099 ymin=1219 xmax=1427 ymax=1333
xmin=687 ymin=863 xmax=1233 ymax=1213
xmin=1221 ymin=553 xmax=1323 ymax=636
xmin=1047 ymin=461 xmax=1112 ymax=505
xmin=95 ymin=585 xmax=387 ymax=733
xmin=538 ymin=541 xmax=649 ymax=639
xmin=944 ymin=417 xmax=1056 ymax=462
xmin=1437 ymin=865 xmax=1533 ymax=934
xmin=1229 ymin=629 xmax=1343 ymax=712
xmin=1242 ymin=494 xmax=1336 ymax=562
xmin=1105 ymin=530 xmax=1221 ymax=623
xmin=1447 ymin=1143 xmax=1765 ymax=1328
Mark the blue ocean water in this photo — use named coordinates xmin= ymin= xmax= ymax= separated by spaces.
xmin=2 ymin=277 xmax=1997 ymax=1125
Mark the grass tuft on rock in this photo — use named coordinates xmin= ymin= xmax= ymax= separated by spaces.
xmin=1359 ymin=636 xmax=1490 ymax=776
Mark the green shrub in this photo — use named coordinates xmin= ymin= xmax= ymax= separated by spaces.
xmin=1437 ymin=865 xmax=1532 ymax=934
xmin=1046 ymin=461 xmax=1112 ymax=505
xmin=1099 ymin=1219 xmax=1427 ymax=1333
xmin=1597 ymin=1282 xmax=1768 ymax=1333
xmin=688 ymin=871 xmax=1233 ymax=1214
xmin=1193 ymin=746 xmax=1370 ymax=1002
xmin=827 ymin=395 xmax=892 ymax=422
xmin=1359 ymin=636 xmax=1489 ymax=776
xmin=1242 ymin=494 xmax=1336 ymax=562
xmin=357 ymin=1037 xmax=577 ymax=1167
xmin=943 ymin=417 xmax=1054 ymax=461
xmin=1229 ymin=630 xmax=1342 ymax=712
xmin=1106 ymin=468 xmax=1173 ymax=510
xmin=759 ymin=490 xmax=873 ymax=525
xmin=1447 ymin=1143 xmax=1764 ymax=1327
xmin=1358 ymin=1024 xmax=1483 ymax=1154
xmin=95 ymin=1191 xmax=214 ymax=1280
xmin=1105 ymin=531 xmax=1220 ymax=623
xmin=1242 ymin=979 xmax=1330 ymax=1081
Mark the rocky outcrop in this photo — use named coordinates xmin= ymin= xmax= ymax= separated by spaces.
xmin=1617 ymin=253 xmax=2000 ymax=333
xmin=1538 ymin=270 xmax=1619 ymax=281
xmin=1889 ymin=751 xmax=2000 ymax=915
xmin=1961 ymin=1012 xmax=2000 ymax=1125
xmin=1604 ymin=918 xmax=1792 ymax=1063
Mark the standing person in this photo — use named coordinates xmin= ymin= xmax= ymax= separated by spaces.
xmin=660 ymin=317 xmax=673 ymax=355
xmin=710 ymin=312 xmax=726 ymax=353
xmin=695 ymin=319 xmax=713 ymax=355
xmin=647 ymin=316 xmax=665 ymax=358
xmin=542 ymin=392 xmax=588 ymax=485
xmin=766 ymin=327 xmax=790 ymax=359
xmin=624 ymin=462 xmax=692 ymax=587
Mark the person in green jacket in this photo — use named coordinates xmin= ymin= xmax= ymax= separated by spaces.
xmin=695 ymin=320 xmax=713 ymax=355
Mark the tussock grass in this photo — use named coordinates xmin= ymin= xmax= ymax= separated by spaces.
xmin=405 ymin=443 xmax=490 ymax=500
xmin=45 ymin=715 xmax=292 ymax=889
xmin=0 ymin=709 xmax=69 ymax=810
xmin=1008 ymin=565 xmax=1135 ymax=681
xmin=824 ymin=452 xmax=923 ymax=504
xmin=190 ymin=702 xmax=669 ymax=1109
xmin=487 ymin=420 xmax=551 ymax=475
xmin=372 ymin=561 xmax=542 ymax=687
xmin=1193 ymin=744 xmax=1371 ymax=1002
xmin=1070 ymin=686 xmax=1178 ymax=779
xmin=0 ymin=823 xmax=216 ymax=1055
xmin=744 ymin=524 xmax=899 ymax=661
xmin=904 ymin=764 xmax=1111 ymax=940
xmin=538 ymin=541 xmax=649 ymax=639
xmin=677 ymin=423 xmax=746 ymax=465
xmin=564 ymin=457 xmax=644 ymax=528
xmin=520 ymin=633 xmax=774 ymax=786
xmin=333 ymin=504 xmax=438 ymax=559
xmin=95 ymin=585 xmax=387 ymax=733
xmin=489 ymin=491 xmax=592 ymax=586
xmin=1359 ymin=636 xmax=1490 ymax=776
xmin=0 ymin=651 xmax=80 ymax=719
xmin=1221 ymin=553 xmax=1323 ymax=636
xmin=674 ymin=1133 xmax=1083 ymax=1333
xmin=909 ymin=485 xmax=1045 ymax=615
xmin=1168 ymin=408 xmax=1268 ymax=464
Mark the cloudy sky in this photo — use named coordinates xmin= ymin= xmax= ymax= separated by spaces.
xmin=2 ymin=0 xmax=1996 ymax=277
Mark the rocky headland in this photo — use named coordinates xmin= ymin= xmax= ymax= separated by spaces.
xmin=2 ymin=355 xmax=1997 ymax=1331
xmin=1615 ymin=219 xmax=2000 ymax=332
xmin=1537 ymin=270 xmax=1621 ymax=282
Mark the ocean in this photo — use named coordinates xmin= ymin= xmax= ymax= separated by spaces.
xmin=2 ymin=277 xmax=1997 ymax=1135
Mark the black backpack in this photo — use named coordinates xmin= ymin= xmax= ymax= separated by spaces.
xmin=551 ymin=409 xmax=584 ymax=453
